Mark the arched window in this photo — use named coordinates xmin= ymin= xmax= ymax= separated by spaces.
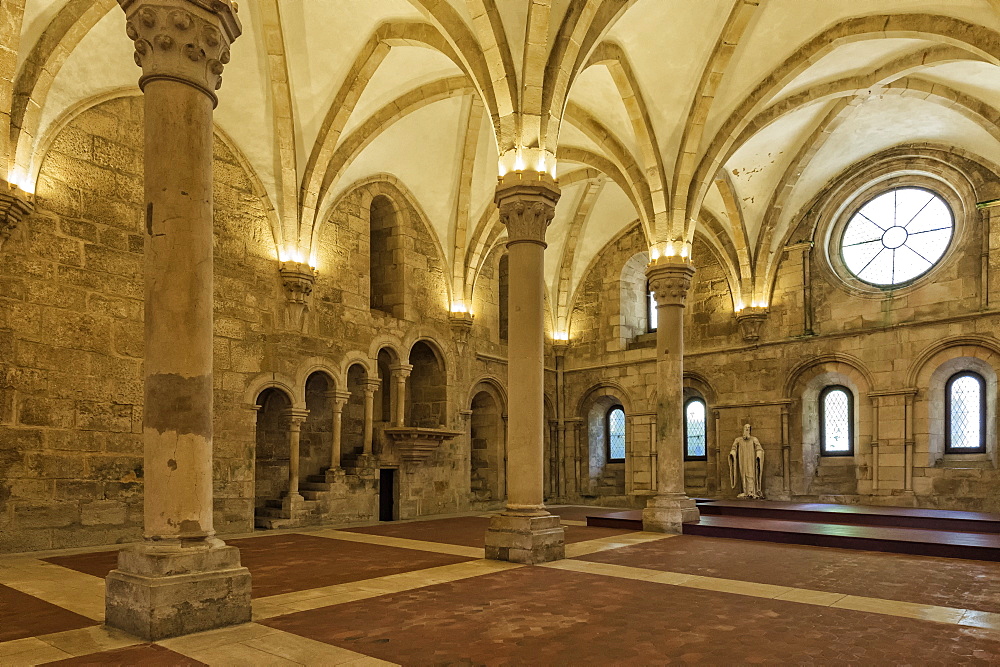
xmin=370 ymin=195 xmax=404 ymax=316
xmin=684 ymin=398 xmax=707 ymax=460
xmin=646 ymin=281 xmax=657 ymax=333
xmin=946 ymin=371 xmax=986 ymax=453
xmin=606 ymin=406 xmax=626 ymax=462
xmin=820 ymin=385 xmax=853 ymax=456
xmin=498 ymin=254 xmax=509 ymax=343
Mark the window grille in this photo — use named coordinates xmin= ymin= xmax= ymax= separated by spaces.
xmin=820 ymin=385 xmax=853 ymax=456
xmin=607 ymin=406 xmax=626 ymax=461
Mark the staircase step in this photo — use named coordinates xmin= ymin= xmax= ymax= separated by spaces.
xmin=255 ymin=507 xmax=288 ymax=518
xmin=254 ymin=516 xmax=296 ymax=530
xmin=698 ymin=499 xmax=1000 ymax=533
xmin=684 ymin=515 xmax=1000 ymax=561
xmin=302 ymin=482 xmax=333 ymax=492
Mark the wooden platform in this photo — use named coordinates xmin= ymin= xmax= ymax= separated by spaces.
xmin=585 ymin=500 xmax=1000 ymax=561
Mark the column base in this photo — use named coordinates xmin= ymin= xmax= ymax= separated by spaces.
xmin=484 ymin=509 xmax=565 ymax=564
xmin=105 ymin=542 xmax=251 ymax=641
xmin=642 ymin=494 xmax=700 ymax=533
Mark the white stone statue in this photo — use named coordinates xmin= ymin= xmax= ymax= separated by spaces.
xmin=729 ymin=423 xmax=764 ymax=499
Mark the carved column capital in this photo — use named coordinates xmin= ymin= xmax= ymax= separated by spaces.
xmin=389 ymin=363 xmax=413 ymax=378
xmin=361 ymin=378 xmax=382 ymax=396
xmin=119 ymin=0 xmax=242 ymax=104
xmin=495 ymin=172 xmax=561 ymax=246
xmin=324 ymin=389 xmax=353 ymax=408
xmin=282 ymin=407 xmax=309 ymax=427
xmin=645 ymin=256 xmax=695 ymax=308
xmin=0 ymin=179 xmax=34 ymax=252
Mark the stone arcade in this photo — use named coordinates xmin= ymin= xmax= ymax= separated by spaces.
xmin=2 ymin=0 xmax=1000 ymax=663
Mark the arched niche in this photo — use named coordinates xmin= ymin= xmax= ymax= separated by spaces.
xmin=470 ymin=385 xmax=506 ymax=503
xmin=343 ymin=363 xmax=370 ymax=459
xmin=913 ymin=346 xmax=1000 ymax=469
xmin=787 ymin=359 xmax=873 ymax=497
xmin=407 ymin=341 xmax=447 ymax=427
xmin=375 ymin=347 xmax=395 ymax=422
xmin=370 ymin=194 xmax=404 ymax=317
xmin=301 ymin=372 xmax=334 ymax=482
xmin=619 ymin=251 xmax=650 ymax=347
xmin=578 ymin=385 xmax=633 ymax=499
xmin=254 ymin=387 xmax=292 ymax=509
xmin=544 ymin=394 xmax=556 ymax=500
xmin=498 ymin=253 xmax=509 ymax=344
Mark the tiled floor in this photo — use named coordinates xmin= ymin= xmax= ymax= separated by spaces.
xmin=0 ymin=506 xmax=998 ymax=665
xmin=579 ymin=533 xmax=1000 ymax=613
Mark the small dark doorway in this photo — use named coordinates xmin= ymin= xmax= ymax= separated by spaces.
xmin=379 ymin=468 xmax=396 ymax=521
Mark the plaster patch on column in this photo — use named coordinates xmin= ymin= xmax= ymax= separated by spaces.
xmin=145 ymin=373 xmax=212 ymax=437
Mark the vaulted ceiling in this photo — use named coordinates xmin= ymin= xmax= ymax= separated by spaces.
xmin=5 ymin=0 xmax=1000 ymax=331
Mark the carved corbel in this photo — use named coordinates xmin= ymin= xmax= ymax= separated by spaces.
xmin=735 ymin=306 xmax=768 ymax=342
xmin=0 ymin=180 xmax=35 ymax=252
xmin=279 ymin=261 xmax=317 ymax=331
xmin=449 ymin=311 xmax=474 ymax=349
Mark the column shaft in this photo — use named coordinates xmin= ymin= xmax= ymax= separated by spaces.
xmin=106 ymin=0 xmax=249 ymax=641
xmin=287 ymin=416 xmax=304 ymax=498
xmin=328 ymin=391 xmax=350 ymax=470
xmin=506 ymin=239 xmax=546 ymax=508
xmin=483 ymin=172 xmax=565 ymax=564
xmin=362 ymin=380 xmax=380 ymax=458
xmin=655 ymin=297 xmax=685 ymax=495
xmin=394 ymin=377 xmax=407 ymax=426
xmin=642 ymin=256 xmax=700 ymax=533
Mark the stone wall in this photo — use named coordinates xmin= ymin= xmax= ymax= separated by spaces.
xmin=0 ymin=96 xmax=510 ymax=553
xmin=558 ymin=149 xmax=1000 ymax=512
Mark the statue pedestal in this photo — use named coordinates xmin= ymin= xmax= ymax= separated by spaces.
xmin=642 ymin=493 xmax=700 ymax=533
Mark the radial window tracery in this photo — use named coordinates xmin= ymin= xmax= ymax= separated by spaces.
xmin=841 ymin=187 xmax=953 ymax=286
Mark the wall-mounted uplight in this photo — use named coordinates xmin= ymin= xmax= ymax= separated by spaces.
xmin=6 ymin=170 xmax=35 ymax=196
xmin=279 ymin=246 xmax=316 ymax=269
xmin=498 ymin=147 xmax=557 ymax=180
xmin=552 ymin=330 xmax=569 ymax=341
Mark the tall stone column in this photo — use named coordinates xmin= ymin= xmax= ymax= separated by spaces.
xmin=390 ymin=363 xmax=412 ymax=426
xmin=361 ymin=377 xmax=381 ymax=458
xmin=105 ymin=0 xmax=249 ymax=640
xmin=484 ymin=172 xmax=565 ymax=564
xmin=326 ymin=389 xmax=351 ymax=473
xmin=642 ymin=255 xmax=700 ymax=532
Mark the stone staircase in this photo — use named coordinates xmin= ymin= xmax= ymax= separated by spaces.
xmin=253 ymin=461 xmax=378 ymax=530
